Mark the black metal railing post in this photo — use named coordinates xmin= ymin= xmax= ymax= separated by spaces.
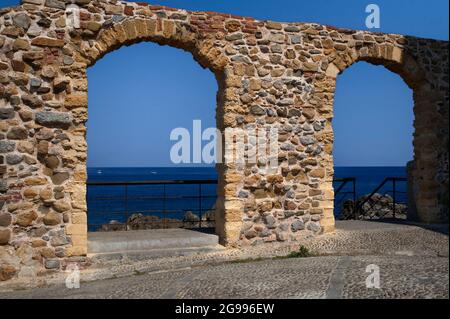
xmin=86 ymin=179 xmax=218 ymax=231
xmin=333 ymin=177 xmax=357 ymax=219
xmin=125 ymin=184 xmax=129 ymax=230
xmin=163 ymin=183 xmax=167 ymax=229
xmin=393 ymin=178 xmax=397 ymax=219
xmin=354 ymin=177 xmax=407 ymax=220
xmin=199 ymin=183 xmax=202 ymax=229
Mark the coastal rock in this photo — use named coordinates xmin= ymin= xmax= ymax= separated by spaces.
xmin=340 ymin=193 xmax=407 ymax=220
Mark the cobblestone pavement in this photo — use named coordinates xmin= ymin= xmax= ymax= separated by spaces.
xmin=0 ymin=255 xmax=448 ymax=299
xmin=1 ymin=221 xmax=448 ymax=299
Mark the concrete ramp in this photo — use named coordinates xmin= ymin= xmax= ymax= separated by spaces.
xmin=88 ymin=229 xmax=223 ymax=261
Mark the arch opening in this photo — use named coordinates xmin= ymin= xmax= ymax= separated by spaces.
xmin=84 ymin=40 xmax=225 ymax=253
xmin=331 ymin=61 xmax=415 ymax=221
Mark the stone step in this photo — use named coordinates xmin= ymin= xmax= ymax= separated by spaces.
xmin=88 ymin=245 xmax=225 ymax=263
xmin=87 ymin=228 xmax=220 ymax=254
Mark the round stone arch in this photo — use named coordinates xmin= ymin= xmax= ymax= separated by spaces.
xmin=1 ymin=1 xmax=447 ymax=283
xmin=63 ymin=16 xmax=244 ymax=250
xmin=324 ymin=39 xmax=446 ymax=223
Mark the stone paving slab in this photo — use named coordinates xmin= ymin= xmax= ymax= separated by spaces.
xmin=0 ymin=255 xmax=447 ymax=299
xmin=0 ymin=221 xmax=448 ymax=297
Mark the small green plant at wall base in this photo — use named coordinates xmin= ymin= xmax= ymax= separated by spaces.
xmin=283 ymin=246 xmax=313 ymax=259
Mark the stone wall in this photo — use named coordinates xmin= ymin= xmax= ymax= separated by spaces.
xmin=0 ymin=0 xmax=448 ymax=282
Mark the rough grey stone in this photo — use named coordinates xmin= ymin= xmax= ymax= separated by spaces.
xmin=307 ymin=222 xmax=321 ymax=233
xmin=284 ymin=26 xmax=300 ymax=32
xmin=284 ymin=211 xmax=299 ymax=218
xmin=250 ymin=105 xmax=266 ymax=116
xmin=30 ymin=78 xmax=42 ymax=88
xmin=51 ymin=172 xmax=70 ymax=185
xmin=291 ymin=220 xmax=305 ymax=232
xmin=0 ymin=108 xmax=14 ymax=120
xmin=300 ymin=125 xmax=311 ymax=133
xmin=231 ymin=55 xmax=250 ymax=63
xmin=63 ymin=56 xmax=74 ymax=66
xmin=22 ymin=0 xmax=44 ymax=4
xmin=290 ymin=35 xmax=302 ymax=44
xmin=264 ymin=215 xmax=277 ymax=229
xmin=277 ymin=98 xmax=294 ymax=106
xmin=300 ymin=136 xmax=316 ymax=146
xmin=44 ymin=259 xmax=60 ymax=269
xmin=36 ymin=112 xmax=73 ymax=129
xmin=0 ymin=180 xmax=7 ymax=193
xmin=286 ymin=190 xmax=295 ymax=199
xmin=0 ymin=141 xmax=15 ymax=153
xmin=45 ymin=0 xmax=65 ymax=10
xmin=302 ymin=215 xmax=311 ymax=223
xmin=225 ymin=33 xmax=243 ymax=41
xmin=270 ymin=44 xmax=283 ymax=53
xmin=75 ymin=0 xmax=92 ymax=4
xmin=260 ymin=228 xmax=271 ymax=238
xmin=244 ymin=229 xmax=257 ymax=239
xmin=6 ymin=154 xmax=23 ymax=165
xmin=112 ymin=15 xmax=126 ymax=23
xmin=50 ymin=235 xmax=69 ymax=247
xmin=280 ymin=143 xmax=294 ymax=151
xmin=313 ymin=122 xmax=324 ymax=131
xmin=29 ymin=226 xmax=47 ymax=238
xmin=288 ymin=108 xmax=302 ymax=117
xmin=170 ymin=13 xmax=187 ymax=20
xmin=275 ymin=230 xmax=289 ymax=241
xmin=238 ymin=190 xmax=249 ymax=198
xmin=13 ymin=13 xmax=31 ymax=30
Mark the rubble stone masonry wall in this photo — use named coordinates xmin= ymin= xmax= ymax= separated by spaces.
xmin=0 ymin=0 xmax=448 ymax=282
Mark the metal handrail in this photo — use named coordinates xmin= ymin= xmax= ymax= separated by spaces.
xmin=87 ymin=179 xmax=218 ymax=186
xmin=354 ymin=177 xmax=407 ymax=219
xmin=87 ymin=176 xmax=407 ymax=230
xmin=334 ymin=177 xmax=356 ymax=199
xmin=87 ymin=179 xmax=218 ymax=231
xmin=333 ymin=177 xmax=357 ymax=219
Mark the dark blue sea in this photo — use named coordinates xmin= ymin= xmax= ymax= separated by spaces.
xmin=87 ymin=167 xmax=407 ymax=231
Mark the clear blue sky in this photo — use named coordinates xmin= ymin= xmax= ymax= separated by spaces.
xmin=2 ymin=0 xmax=448 ymax=167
